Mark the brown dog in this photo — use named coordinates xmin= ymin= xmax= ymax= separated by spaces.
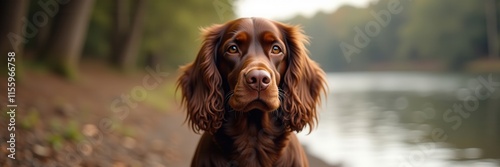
xmin=178 ymin=17 xmax=327 ymax=167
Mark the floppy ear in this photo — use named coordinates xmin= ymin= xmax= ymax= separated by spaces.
xmin=177 ymin=24 xmax=226 ymax=134
xmin=278 ymin=23 xmax=327 ymax=133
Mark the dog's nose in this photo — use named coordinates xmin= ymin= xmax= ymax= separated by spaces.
xmin=246 ymin=70 xmax=271 ymax=91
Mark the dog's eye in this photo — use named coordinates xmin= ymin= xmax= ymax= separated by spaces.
xmin=271 ymin=45 xmax=282 ymax=54
xmin=227 ymin=45 xmax=238 ymax=53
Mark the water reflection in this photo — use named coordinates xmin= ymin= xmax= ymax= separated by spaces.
xmin=298 ymin=72 xmax=500 ymax=167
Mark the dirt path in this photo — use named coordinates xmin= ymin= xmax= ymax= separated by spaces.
xmin=0 ymin=62 xmax=334 ymax=166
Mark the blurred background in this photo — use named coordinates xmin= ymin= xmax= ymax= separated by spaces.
xmin=0 ymin=0 xmax=499 ymax=166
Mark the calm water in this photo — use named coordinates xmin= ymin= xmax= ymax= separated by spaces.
xmin=298 ymin=72 xmax=500 ymax=167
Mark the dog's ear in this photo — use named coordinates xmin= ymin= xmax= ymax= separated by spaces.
xmin=277 ymin=22 xmax=327 ymax=133
xmin=177 ymin=24 xmax=226 ymax=134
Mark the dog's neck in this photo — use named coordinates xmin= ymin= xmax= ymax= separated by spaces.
xmin=214 ymin=109 xmax=291 ymax=167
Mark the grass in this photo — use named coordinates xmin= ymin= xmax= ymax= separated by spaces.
xmin=63 ymin=121 xmax=83 ymax=142
xmin=47 ymin=134 xmax=65 ymax=150
xmin=20 ymin=108 xmax=40 ymax=129
xmin=47 ymin=118 xmax=84 ymax=150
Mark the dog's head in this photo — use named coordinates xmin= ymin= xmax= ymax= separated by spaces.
xmin=178 ymin=18 xmax=327 ymax=134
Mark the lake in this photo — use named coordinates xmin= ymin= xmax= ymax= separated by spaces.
xmin=298 ymin=72 xmax=500 ymax=167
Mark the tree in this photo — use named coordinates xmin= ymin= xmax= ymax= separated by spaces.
xmin=485 ymin=0 xmax=499 ymax=59
xmin=0 ymin=0 xmax=29 ymax=77
xmin=44 ymin=0 xmax=95 ymax=79
xmin=109 ymin=0 xmax=147 ymax=71
xmin=139 ymin=0 xmax=235 ymax=68
xmin=398 ymin=0 xmax=487 ymax=69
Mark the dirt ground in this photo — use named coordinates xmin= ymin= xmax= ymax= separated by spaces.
xmin=0 ymin=61 xmax=335 ymax=167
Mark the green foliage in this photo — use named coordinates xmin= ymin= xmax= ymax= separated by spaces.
xmin=286 ymin=0 xmax=497 ymax=71
xmin=50 ymin=60 xmax=79 ymax=81
xmin=18 ymin=0 xmax=495 ymax=73
xmin=63 ymin=120 xmax=84 ymax=142
xmin=83 ymin=0 xmax=112 ymax=58
xmin=48 ymin=118 xmax=83 ymax=149
xmin=48 ymin=119 xmax=65 ymax=149
xmin=83 ymin=0 xmax=235 ymax=68
xmin=20 ymin=108 xmax=40 ymax=129
xmin=140 ymin=0 xmax=235 ymax=67
xmin=398 ymin=0 xmax=487 ymax=69
xmin=47 ymin=133 xmax=64 ymax=150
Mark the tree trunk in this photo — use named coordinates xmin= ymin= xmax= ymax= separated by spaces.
xmin=110 ymin=0 xmax=129 ymax=66
xmin=110 ymin=0 xmax=147 ymax=72
xmin=33 ymin=14 xmax=53 ymax=61
xmin=0 ymin=0 xmax=29 ymax=78
xmin=45 ymin=0 xmax=95 ymax=79
xmin=485 ymin=0 xmax=499 ymax=59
